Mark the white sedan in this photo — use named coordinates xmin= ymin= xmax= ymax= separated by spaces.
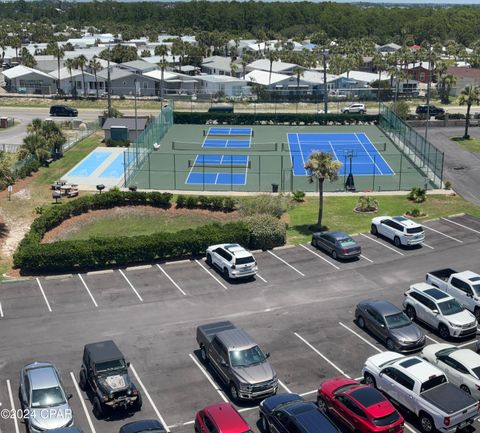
xmin=422 ymin=343 xmax=480 ymax=399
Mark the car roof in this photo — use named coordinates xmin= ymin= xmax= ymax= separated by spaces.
xmin=410 ymin=283 xmax=451 ymax=301
xmin=393 ymin=356 xmax=445 ymax=382
xmin=217 ymin=328 xmax=256 ymax=351
xmin=224 ymin=244 xmax=252 ymax=258
xmin=120 ymin=419 xmax=166 ymax=433
xmin=84 ymin=340 xmax=124 ymax=363
xmin=283 ymin=402 xmax=339 ymax=433
xmin=449 ymin=349 xmax=480 ymax=370
xmin=25 ymin=363 xmax=60 ymax=390
xmin=391 ymin=216 xmax=422 ymax=228
xmin=204 ymin=403 xmax=249 ymax=433
xmin=363 ymin=300 xmax=401 ymax=316
xmin=455 ymin=271 xmax=480 ymax=282
xmin=348 ymin=386 xmax=386 ymax=409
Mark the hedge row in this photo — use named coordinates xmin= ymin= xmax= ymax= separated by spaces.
xmin=176 ymin=194 xmax=236 ymax=212
xmin=173 ymin=112 xmax=378 ymax=125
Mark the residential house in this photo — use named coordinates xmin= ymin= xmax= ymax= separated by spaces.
xmin=97 ymin=67 xmax=157 ymax=96
xmin=194 ymin=75 xmax=249 ymax=97
xmin=118 ymin=60 xmax=158 ymax=75
xmin=245 ymin=69 xmax=311 ymax=94
xmin=2 ymin=65 xmax=56 ymax=94
xmin=378 ymin=43 xmax=401 ymax=53
xmin=51 ymin=67 xmax=106 ymax=96
xmin=102 ymin=116 xmax=149 ymax=142
xmin=246 ymin=59 xmax=300 ymax=75
xmin=406 ymin=61 xmax=432 ymax=83
xmin=447 ymin=66 xmax=480 ymax=96
xmin=201 ymin=56 xmax=236 ymax=76
xmin=143 ymin=70 xmax=198 ymax=95
xmin=34 ymin=55 xmax=63 ymax=73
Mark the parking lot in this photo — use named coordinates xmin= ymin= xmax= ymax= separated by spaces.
xmin=1 ymin=213 xmax=480 ymax=433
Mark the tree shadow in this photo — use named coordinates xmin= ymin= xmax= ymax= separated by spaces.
xmin=290 ymin=224 xmax=329 ymax=236
xmin=0 ymin=222 xmax=8 ymax=239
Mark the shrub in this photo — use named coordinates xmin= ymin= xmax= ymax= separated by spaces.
xmin=355 ymin=196 xmax=379 ymax=212
xmin=176 ymin=194 xmax=186 ymax=208
xmin=444 ymin=180 xmax=452 ymax=190
xmin=243 ymin=214 xmax=286 ymax=250
xmin=408 ymin=207 xmax=422 ymax=217
xmin=105 ymin=138 xmax=130 ymax=147
xmin=292 ymin=190 xmax=306 ymax=202
xmin=238 ymin=194 xmax=289 ymax=218
xmin=407 ymin=187 xmax=427 ymax=203
xmin=390 ymin=101 xmax=410 ymax=120
xmin=185 ymin=195 xmax=198 ymax=209
xmin=175 ymin=195 xmax=236 ymax=212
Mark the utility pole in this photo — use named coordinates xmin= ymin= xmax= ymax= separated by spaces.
xmin=323 ymin=48 xmax=328 ymax=114
xmin=107 ymin=43 xmax=112 ymax=117
xmin=425 ymin=44 xmax=432 ymax=141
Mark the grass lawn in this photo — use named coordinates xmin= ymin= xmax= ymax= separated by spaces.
xmin=286 ymin=194 xmax=480 ymax=244
xmin=451 ymin=136 xmax=480 ymax=153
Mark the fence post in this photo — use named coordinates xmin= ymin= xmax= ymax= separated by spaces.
xmin=173 ymin=154 xmax=177 ymax=190
xmin=398 ymin=154 xmax=403 ymax=190
xmin=148 ymin=152 xmax=151 ymax=189
xmin=372 ymin=155 xmax=376 ymax=191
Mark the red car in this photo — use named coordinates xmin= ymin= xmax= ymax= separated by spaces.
xmin=195 ymin=402 xmax=253 ymax=433
xmin=317 ymin=378 xmax=404 ymax=433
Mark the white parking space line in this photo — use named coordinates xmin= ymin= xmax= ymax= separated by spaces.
xmin=422 ymin=242 xmax=434 ymax=250
xmin=78 ymin=274 xmax=98 ymax=307
xmin=195 ymin=259 xmax=228 ymax=290
xmin=360 ymin=254 xmax=374 ymax=263
xmin=130 ymin=364 xmax=170 ymax=432
xmin=119 ymin=269 xmax=143 ymax=302
xmin=294 ymin=332 xmax=351 ymax=378
xmin=6 ymin=379 xmax=20 ymax=433
xmin=338 ymin=322 xmax=383 ymax=353
xmin=238 ymin=406 xmax=260 ymax=414
xmin=359 ymin=233 xmax=404 ymax=256
xmin=278 ymin=379 xmax=292 ymax=393
xmin=156 ymin=264 xmax=187 ymax=296
xmin=299 ymin=244 xmax=340 ymax=270
xmin=441 ymin=217 xmax=480 ymax=235
xmin=0 ymin=301 xmax=3 ymax=318
xmin=267 ymin=250 xmax=305 ymax=276
xmin=299 ymin=389 xmax=317 ymax=397
xmin=425 ymin=335 xmax=440 ymax=344
xmin=423 ymin=225 xmax=463 ymax=243
xmin=189 ymin=354 xmax=229 ymax=402
xmin=69 ymin=372 xmax=97 ymax=433
xmin=256 ymin=273 xmax=268 ymax=283
xmin=458 ymin=340 xmax=477 ymax=348
xmin=36 ymin=278 xmax=52 ymax=312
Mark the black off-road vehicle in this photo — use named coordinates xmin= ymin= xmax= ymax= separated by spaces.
xmin=79 ymin=340 xmax=142 ymax=418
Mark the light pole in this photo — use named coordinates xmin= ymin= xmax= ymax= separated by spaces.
xmin=323 ymin=48 xmax=328 ymax=114
xmin=107 ymin=43 xmax=112 ymax=117
xmin=134 ymin=77 xmax=138 ymax=167
xmin=425 ymin=44 xmax=433 ymax=141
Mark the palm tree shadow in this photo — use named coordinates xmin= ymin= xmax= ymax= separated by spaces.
xmin=292 ymin=224 xmax=329 ymax=236
xmin=0 ymin=222 xmax=8 ymax=239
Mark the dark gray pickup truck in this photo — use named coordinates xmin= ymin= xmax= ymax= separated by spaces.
xmin=196 ymin=320 xmax=278 ymax=401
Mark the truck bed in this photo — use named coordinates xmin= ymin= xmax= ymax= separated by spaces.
xmin=196 ymin=321 xmax=236 ymax=345
xmin=422 ymin=383 xmax=477 ymax=415
xmin=427 ymin=268 xmax=458 ymax=282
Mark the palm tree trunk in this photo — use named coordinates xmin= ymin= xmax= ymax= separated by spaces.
xmin=94 ymin=70 xmax=99 ymax=99
xmin=317 ymin=179 xmax=324 ymax=227
xmin=160 ymin=67 xmax=164 ymax=100
xmin=57 ymin=56 xmax=61 ymax=94
xmin=464 ymin=103 xmax=472 ymax=139
xmin=81 ymin=68 xmax=86 ymax=97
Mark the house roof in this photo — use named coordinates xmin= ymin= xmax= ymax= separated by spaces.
xmin=447 ymin=66 xmax=480 ymax=79
xmin=49 ymin=67 xmax=100 ymax=81
xmin=379 ymin=43 xmax=401 ymax=51
xmin=143 ymin=70 xmax=179 ymax=81
xmin=2 ymin=65 xmax=54 ymax=80
xmin=102 ymin=116 xmax=149 ymax=131
xmin=340 ymin=70 xmax=390 ymax=83
xmin=247 ymin=59 xmax=300 ymax=73
xmin=244 ymin=70 xmax=292 ymax=86
xmin=120 ymin=60 xmax=157 ymax=72
xmin=97 ymin=67 xmax=148 ymax=81
xmin=302 ymin=70 xmax=338 ymax=84
xmin=195 ymin=74 xmax=246 ymax=84
xmin=202 ymin=56 xmax=232 ymax=72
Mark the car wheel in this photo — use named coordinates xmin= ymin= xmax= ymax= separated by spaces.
xmin=92 ymin=396 xmax=104 ymax=419
xmin=394 ymin=236 xmax=401 ymax=247
xmin=357 ymin=316 xmax=366 ymax=329
xmin=438 ymin=324 xmax=450 ymax=340
xmin=370 ymin=224 xmax=378 ymax=236
xmin=419 ymin=413 xmax=434 ymax=433
xmin=133 ymin=393 xmax=142 ymax=411
xmin=316 ymin=396 xmax=328 ymax=413
xmin=343 ymin=110 xmax=349 ymax=114
xmin=406 ymin=305 xmax=416 ymax=321
xmin=223 ymin=267 xmax=230 ymax=280
xmin=79 ymin=370 xmax=87 ymax=390
xmin=230 ymin=382 xmax=239 ymax=401
xmin=364 ymin=372 xmax=376 ymax=387
xmin=200 ymin=346 xmax=208 ymax=363
xmin=359 ymin=110 xmax=365 ymax=114
xmin=206 ymin=253 xmax=212 ymax=265
xmin=261 ymin=414 xmax=270 ymax=433
xmin=460 ymin=384 xmax=471 ymax=394
xmin=386 ymin=338 xmax=395 ymax=351
xmin=331 ymin=250 xmax=337 ymax=260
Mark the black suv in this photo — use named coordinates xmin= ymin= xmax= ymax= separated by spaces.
xmin=79 ymin=340 xmax=142 ymax=418
xmin=415 ymin=104 xmax=445 ymax=117
xmin=50 ymin=104 xmax=78 ymax=117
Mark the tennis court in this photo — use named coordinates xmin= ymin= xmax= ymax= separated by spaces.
xmin=288 ymin=132 xmax=394 ymax=176
xmin=186 ymin=155 xmax=249 ymax=185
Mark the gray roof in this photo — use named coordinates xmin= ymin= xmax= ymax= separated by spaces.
xmin=102 ymin=117 xmax=148 ymax=131
xmin=217 ymin=328 xmax=256 ymax=350
xmin=202 ymin=56 xmax=232 ymax=72
xmin=120 ymin=60 xmax=157 ymax=72
xmin=97 ymin=67 xmax=141 ymax=80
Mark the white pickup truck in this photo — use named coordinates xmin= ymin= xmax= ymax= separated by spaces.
xmin=426 ymin=269 xmax=480 ymax=321
xmin=363 ymin=352 xmax=479 ymax=433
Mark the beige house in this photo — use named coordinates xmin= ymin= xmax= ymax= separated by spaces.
xmin=447 ymin=67 xmax=480 ymax=96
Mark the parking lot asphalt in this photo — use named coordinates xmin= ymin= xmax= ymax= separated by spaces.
xmin=1 ymin=214 xmax=480 ymax=433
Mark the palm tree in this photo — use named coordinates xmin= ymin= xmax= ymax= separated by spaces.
xmin=155 ymin=44 xmax=168 ymax=61
xmin=47 ymin=42 xmax=64 ymax=94
xmin=75 ymin=55 xmax=88 ymax=97
xmin=89 ymin=57 xmax=102 ymax=98
xmin=0 ymin=151 xmax=14 ymax=187
xmin=267 ymin=49 xmax=279 ymax=85
xmin=64 ymin=58 xmax=75 ymax=97
xmin=292 ymin=66 xmax=304 ymax=94
xmin=241 ymin=52 xmax=252 ymax=79
xmin=304 ymin=151 xmax=342 ymax=228
xmin=18 ymin=133 xmax=50 ymax=163
xmin=157 ymin=59 xmax=169 ymax=99
xmin=230 ymin=62 xmax=238 ymax=77
xmin=458 ymin=85 xmax=480 ymax=139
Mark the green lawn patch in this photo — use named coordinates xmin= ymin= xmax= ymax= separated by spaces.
xmin=287 ymin=194 xmax=480 ymax=244
xmin=451 ymin=136 xmax=480 ymax=153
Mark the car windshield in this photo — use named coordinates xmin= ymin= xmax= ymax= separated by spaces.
xmin=230 ymin=346 xmax=266 ymax=367
xmin=95 ymin=359 xmax=126 ymax=374
xmin=406 ymin=227 xmax=423 ymax=234
xmin=472 ymin=284 xmax=480 ymax=296
xmin=438 ymin=299 xmax=464 ymax=315
xmin=236 ymin=256 xmax=255 ymax=265
xmin=471 ymin=367 xmax=480 ymax=380
xmin=385 ymin=312 xmax=411 ymax=329
xmin=338 ymin=238 xmax=356 ymax=247
xmin=372 ymin=411 xmax=400 ymax=427
xmin=420 ymin=375 xmax=447 ymax=393
xmin=31 ymin=386 xmax=65 ymax=408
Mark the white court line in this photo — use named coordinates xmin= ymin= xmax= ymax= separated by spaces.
xmin=119 ymin=269 xmax=143 ymax=302
xmin=441 ymin=217 xmax=480 ymax=235
xmin=195 ymin=259 xmax=228 ymax=290
xmin=69 ymin=372 xmax=97 ymax=433
xmin=78 ymin=274 xmax=98 ymax=307
xmin=156 ymin=264 xmax=187 ymax=296
xmin=6 ymin=380 xmax=20 ymax=433
xmin=422 ymin=242 xmax=435 ymax=250
xmin=354 ymin=133 xmax=383 ymax=175
xmin=338 ymin=322 xmax=383 ymax=353
xmin=189 ymin=353 xmax=228 ymax=402
xmin=299 ymin=244 xmax=340 ymax=270
xmin=294 ymin=332 xmax=351 ymax=378
xmin=185 ymin=154 xmax=199 ymax=185
xmin=278 ymin=379 xmax=292 ymax=393
xmin=36 ymin=278 xmax=52 ymax=312
xmin=296 ymin=133 xmax=308 ymax=176
xmin=425 ymin=335 xmax=440 ymax=344
xmin=130 ymin=364 xmax=170 ymax=431
xmin=256 ymin=273 xmax=268 ymax=283
xmin=360 ymin=233 xmax=405 ymax=256
xmin=360 ymin=254 xmax=374 ymax=263
xmin=267 ymin=250 xmax=305 ymax=276
xmin=0 ymin=301 xmax=3 ymax=318
xmin=423 ymin=225 xmax=463 ymax=243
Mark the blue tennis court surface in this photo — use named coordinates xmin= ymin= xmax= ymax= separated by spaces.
xmin=68 ymin=150 xmax=112 ymax=177
xmin=194 ymin=154 xmax=249 ymax=166
xmin=288 ymin=133 xmax=395 ymax=176
xmin=208 ymin=127 xmax=252 ymax=136
xmin=203 ymin=139 xmax=250 ymax=148
xmin=186 ymin=154 xmax=248 ymax=185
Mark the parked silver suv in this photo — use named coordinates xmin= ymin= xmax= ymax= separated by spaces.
xmin=19 ymin=362 xmax=74 ymax=433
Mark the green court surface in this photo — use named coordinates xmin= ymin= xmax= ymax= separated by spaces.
xmin=131 ymin=124 xmax=432 ymax=192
